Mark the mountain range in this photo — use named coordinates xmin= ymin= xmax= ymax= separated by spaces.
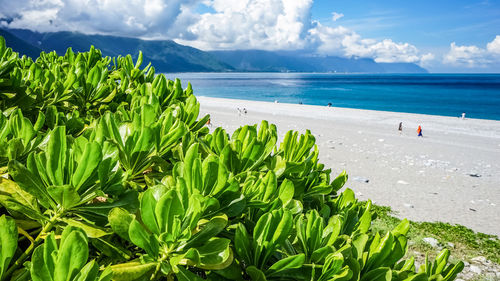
xmin=1 ymin=28 xmax=427 ymax=73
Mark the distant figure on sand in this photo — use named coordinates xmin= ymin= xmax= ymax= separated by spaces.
xmin=398 ymin=122 xmax=403 ymax=134
xmin=243 ymin=108 xmax=247 ymax=114
xmin=461 ymin=112 xmax=466 ymax=119
xmin=206 ymin=118 xmax=212 ymax=127
xmin=417 ymin=125 xmax=423 ymax=137
xmin=237 ymin=108 xmax=242 ymax=116
xmin=327 ymin=102 xmax=332 ymax=107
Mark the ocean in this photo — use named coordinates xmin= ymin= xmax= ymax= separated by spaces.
xmin=165 ymin=73 xmax=500 ymax=121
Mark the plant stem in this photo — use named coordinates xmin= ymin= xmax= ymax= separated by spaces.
xmin=150 ymin=254 xmax=168 ymax=281
xmin=3 ymin=214 xmax=59 ymax=280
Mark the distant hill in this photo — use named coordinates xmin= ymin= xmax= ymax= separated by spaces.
xmin=2 ymin=28 xmax=233 ymax=72
xmin=0 ymin=29 xmax=42 ymax=58
xmin=1 ymin=28 xmax=427 ymax=73
xmin=210 ymin=50 xmax=428 ymax=73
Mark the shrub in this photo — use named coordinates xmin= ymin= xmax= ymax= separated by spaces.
xmin=0 ymin=36 xmax=463 ymax=281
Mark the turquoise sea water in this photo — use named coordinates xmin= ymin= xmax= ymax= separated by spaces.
xmin=166 ymin=73 xmax=500 ymax=120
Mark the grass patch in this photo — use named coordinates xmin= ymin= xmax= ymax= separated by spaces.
xmin=369 ymin=204 xmax=500 ymax=264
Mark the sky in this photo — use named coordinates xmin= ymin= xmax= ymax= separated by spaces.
xmin=0 ymin=0 xmax=499 ymax=72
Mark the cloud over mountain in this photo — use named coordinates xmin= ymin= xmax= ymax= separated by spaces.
xmin=0 ymin=0 xmax=431 ymax=64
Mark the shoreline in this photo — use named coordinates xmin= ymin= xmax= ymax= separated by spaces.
xmin=198 ymin=96 xmax=500 ymax=236
xmin=198 ymin=96 xmax=500 ymax=139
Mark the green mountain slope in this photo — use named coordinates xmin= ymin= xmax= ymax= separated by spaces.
xmin=3 ymin=28 xmax=233 ymax=72
xmin=2 ymin=28 xmax=427 ymax=73
xmin=0 ymin=29 xmax=42 ymax=58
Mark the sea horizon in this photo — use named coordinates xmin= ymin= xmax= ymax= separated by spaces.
xmin=166 ymin=72 xmax=500 ymax=121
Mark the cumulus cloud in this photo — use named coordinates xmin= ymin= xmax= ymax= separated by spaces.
xmin=176 ymin=0 xmax=314 ymax=51
xmin=486 ymin=35 xmax=500 ymax=54
xmin=0 ymin=0 xmax=432 ymax=64
xmin=332 ymin=12 xmax=344 ymax=22
xmin=309 ymin=22 xmax=428 ymax=63
xmin=0 ymin=0 xmax=198 ymax=38
xmin=444 ymin=36 xmax=500 ymax=67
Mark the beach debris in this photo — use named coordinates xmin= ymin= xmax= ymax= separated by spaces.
xmin=403 ymin=203 xmax=414 ymax=208
xmin=468 ymin=173 xmax=482 ymax=177
xmin=469 ymin=208 xmax=477 ymax=212
xmin=447 ymin=242 xmax=455 ymax=248
xmin=422 ymin=237 xmax=439 ymax=248
xmin=353 ymin=176 xmax=369 ymax=183
xmin=397 ymin=180 xmax=409 ymax=185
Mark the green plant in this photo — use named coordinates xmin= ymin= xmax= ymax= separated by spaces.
xmin=0 ymin=36 xmax=464 ymax=281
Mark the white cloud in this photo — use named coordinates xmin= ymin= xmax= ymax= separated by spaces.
xmin=444 ymin=36 xmax=500 ymax=67
xmin=486 ymin=35 xmax=500 ymax=54
xmin=332 ymin=12 xmax=344 ymax=22
xmin=0 ymin=0 xmax=432 ymax=64
xmin=309 ymin=22 xmax=428 ymax=63
xmin=0 ymin=0 xmax=198 ymax=38
xmin=176 ymin=0 xmax=314 ymax=51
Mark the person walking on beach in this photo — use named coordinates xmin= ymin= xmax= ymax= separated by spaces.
xmin=398 ymin=122 xmax=403 ymax=135
xmin=417 ymin=125 xmax=423 ymax=137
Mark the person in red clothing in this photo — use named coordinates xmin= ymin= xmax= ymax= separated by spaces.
xmin=417 ymin=125 xmax=423 ymax=137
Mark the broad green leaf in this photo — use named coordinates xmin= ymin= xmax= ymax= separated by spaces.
xmin=129 ymin=219 xmax=158 ymax=257
xmin=110 ymin=262 xmax=155 ymax=281
xmin=176 ymin=266 xmax=205 ymax=281
xmin=184 ymin=214 xmax=228 ymax=249
xmin=47 ymin=185 xmax=81 ymax=209
xmin=62 ymin=218 xmax=112 ymax=238
xmin=155 ymin=189 xmax=184 ymax=235
xmin=196 ymin=238 xmax=233 ymax=270
xmin=246 ymin=266 xmax=267 ymax=281
xmin=54 ymin=228 xmax=89 ymax=281
xmin=71 ymin=142 xmax=102 ymax=192
xmin=72 ymin=260 xmax=99 ymax=281
xmin=0 ymin=215 xmax=17 ymax=279
xmin=109 ymin=207 xmax=134 ymax=241
xmin=360 ymin=267 xmax=392 ymax=281
xmin=8 ymin=158 xmax=53 ymax=209
xmin=46 ymin=126 xmax=67 ymax=187
xmin=267 ymin=254 xmax=305 ymax=276
xmin=139 ymin=189 xmax=159 ymax=235
xmin=234 ymin=223 xmax=252 ymax=266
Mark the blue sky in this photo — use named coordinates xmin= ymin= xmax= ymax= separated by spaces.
xmin=314 ymin=0 xmax=500 ymax=44
xmin=1 ymin=0 xmax=499 ymax=72
xmin=311 ymin=0 xmax=500 ymax=71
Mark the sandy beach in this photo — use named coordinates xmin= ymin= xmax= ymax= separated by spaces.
xmin=198 ymin=96 xmax=500 ymax=236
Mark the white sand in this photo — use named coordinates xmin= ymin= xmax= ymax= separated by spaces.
xmin=198 ymin=96 xmax=500 ymax=236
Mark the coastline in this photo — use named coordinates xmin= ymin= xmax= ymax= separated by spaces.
xmin=198 ymin=96 xmax=500 ymax=236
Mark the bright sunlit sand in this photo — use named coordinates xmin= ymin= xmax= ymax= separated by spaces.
xmin=199 ymin=96 xmax=500 ymax=236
